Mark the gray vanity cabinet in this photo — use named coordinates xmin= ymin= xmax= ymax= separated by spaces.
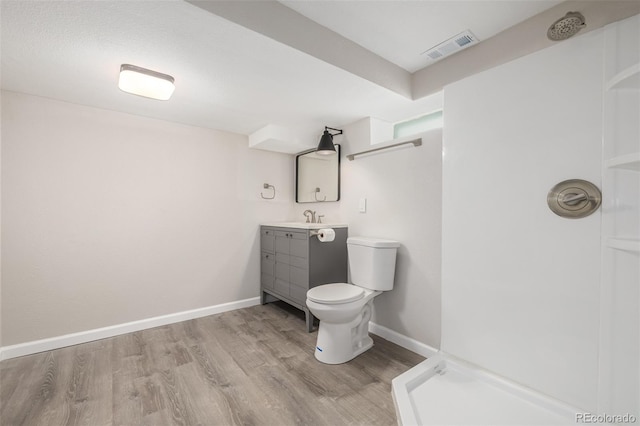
xmin=274 ymin=230 xmax=307 ymax=298
xmin=260 ymin=225 xmax=347 ymax=332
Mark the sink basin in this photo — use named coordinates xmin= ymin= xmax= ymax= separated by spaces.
xmin=261 ymin=222 xmax=347 ymax=229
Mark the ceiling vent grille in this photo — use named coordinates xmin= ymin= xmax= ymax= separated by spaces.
xmin=422 ymin=30 xmax=479 ymax=63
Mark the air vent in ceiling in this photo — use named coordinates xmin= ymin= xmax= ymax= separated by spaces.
xmin=422 ymin=30 xmax=479 ymax=63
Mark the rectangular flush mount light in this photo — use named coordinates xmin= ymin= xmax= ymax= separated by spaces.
xmin=118 ymin=64 xmax=175 ymax=100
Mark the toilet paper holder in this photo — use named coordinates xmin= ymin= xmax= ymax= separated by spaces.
xmin=310 ymin=228 xmax=335 ymax=242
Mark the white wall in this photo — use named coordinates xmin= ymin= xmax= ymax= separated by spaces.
xmin=0 ymin=90 xmax=3 ymax=348
xmin=442 ymin=30 xmax=603 ymax=411
xmin=290 ymin=119 xmax=443 ymax=350
xmin=1 ymin=91 xmax=293 ymax=346
xmin=599 ymin=14 xmax=640 ymax=417
xmin=342 ymin=131 xmax=442 ymax=347
xmin=341 ymin=129 xmax=443 ymax=349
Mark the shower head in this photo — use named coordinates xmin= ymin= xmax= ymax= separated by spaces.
xmin=547 ymin=11 xmax=586 ymax=41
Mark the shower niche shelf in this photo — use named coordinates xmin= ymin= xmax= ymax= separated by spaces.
xmin=606 ymin=63 xmax=640 ymax=91
xmin=606 ymin=238 xmax=640 ymax=253
xmin=605 ymin=153 xmax=640 ymax=170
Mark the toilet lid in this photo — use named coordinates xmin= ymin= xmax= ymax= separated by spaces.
xmin=307 ymin=283 xmax=364 ymax=305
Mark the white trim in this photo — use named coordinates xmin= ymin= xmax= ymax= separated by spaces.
xmin=369 ymin=321 xmax=439 ymax=358
xmin=392 ymin=354 xmax=580 ymax=426
xmin=0 ymin=297 xmax=261 ymax=361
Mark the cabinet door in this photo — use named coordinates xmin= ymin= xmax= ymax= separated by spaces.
xmin=275 ymin=262 xmax=289 ymax=282
xmin=289 ymin=265 xmax=308 ymax=288
xmin=275 ymin=231 xmax=291 ymax=254
xmin=267 ymin=228 xmax=311 ymax=304
xmin=275 ymin=230 xmax=308 ymax=255
xmin=289 ymin=266 xmax=309 ymax=305
xmin=274 ymin=278 xmax=290 ymax=296
xmin=290 ymin=230 xmax=307 ymax=251
xmin=289 ymin=238 xmax=308 ymax=259
xmin=289 ymin=284 xmax=307 ymax=304
xmin=261 ymin=228 xmax=275 ymax=253
xmin=261 ymin=252 xmax=275 ymax=290
xmin=262 ymin=275 xmax=275 ymax=290
xmin=275 ymin=252 xmax=290 ymax=264
xmin=289 ymin=255 xmax=306 ymax=269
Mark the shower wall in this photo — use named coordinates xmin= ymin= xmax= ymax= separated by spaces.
xmin=598 ymin=14 xmax=639 ymax=417
xmin=442 ymin=30 xmax=604 ymax=411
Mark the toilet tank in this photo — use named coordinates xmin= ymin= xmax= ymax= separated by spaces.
xmin=347 ymin=237 xmax=400 ymax=291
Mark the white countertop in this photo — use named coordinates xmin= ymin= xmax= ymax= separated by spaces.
xmin=261 ymin=222 xmax=348 ymax=229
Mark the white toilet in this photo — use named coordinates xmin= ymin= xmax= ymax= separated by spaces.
xmin=306 ymin=236 xmax=400 ymax=364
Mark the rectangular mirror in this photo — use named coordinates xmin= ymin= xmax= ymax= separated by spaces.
xmin=295 ymin=144 xmax=340 ymax=203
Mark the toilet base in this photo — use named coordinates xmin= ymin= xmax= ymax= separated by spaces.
xmin=313 ymin=320 xmax=374 ymax=364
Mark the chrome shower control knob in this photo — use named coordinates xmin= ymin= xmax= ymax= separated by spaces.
xmin=547 ymin=179 xmax=601 ymax=218
xmin=561 ymin=191 xmax=588 ymax=206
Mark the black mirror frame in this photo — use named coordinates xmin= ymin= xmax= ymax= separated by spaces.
xmin=295 ymin=144 xmax=340 ymax=203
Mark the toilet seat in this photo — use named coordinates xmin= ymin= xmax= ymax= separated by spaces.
xmin=307 ymin=283 xmax=364 ymax=305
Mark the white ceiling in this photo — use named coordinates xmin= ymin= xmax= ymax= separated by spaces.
xmin=281 ymin=0 xmax=561 ymax=73
xmin=0 ymin=0 xmax=560 ymax=139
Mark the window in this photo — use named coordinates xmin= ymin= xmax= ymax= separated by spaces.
xmin=393 ymin=110 xmax=443 ymax=139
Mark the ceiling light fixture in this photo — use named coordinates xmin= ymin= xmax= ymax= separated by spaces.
xmin=118 ymin=64 xmax=175 ymax=100
xmin=316 ymin=126 xmax=342 ymax=155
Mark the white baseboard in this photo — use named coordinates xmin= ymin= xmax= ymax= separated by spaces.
xmin=0 ymin=297 xmax=261 ymax=361
xmin=1 ymin=300 xmax=437 ymax=362
xmin=369 ymin=322 xmax=439 ymax=358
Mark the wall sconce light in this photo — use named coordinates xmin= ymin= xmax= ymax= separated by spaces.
xmin=118 ymin=64 xmax=175 ymax=100
xmin=316 ymin=126 xmax=343 ymax=155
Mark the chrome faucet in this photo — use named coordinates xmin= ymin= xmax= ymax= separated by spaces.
xmin=303 ymin=210 xmax=317 ymax=223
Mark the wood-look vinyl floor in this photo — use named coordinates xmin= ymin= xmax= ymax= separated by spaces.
xmin=0 ymin=302 xmax=424 ymax=426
